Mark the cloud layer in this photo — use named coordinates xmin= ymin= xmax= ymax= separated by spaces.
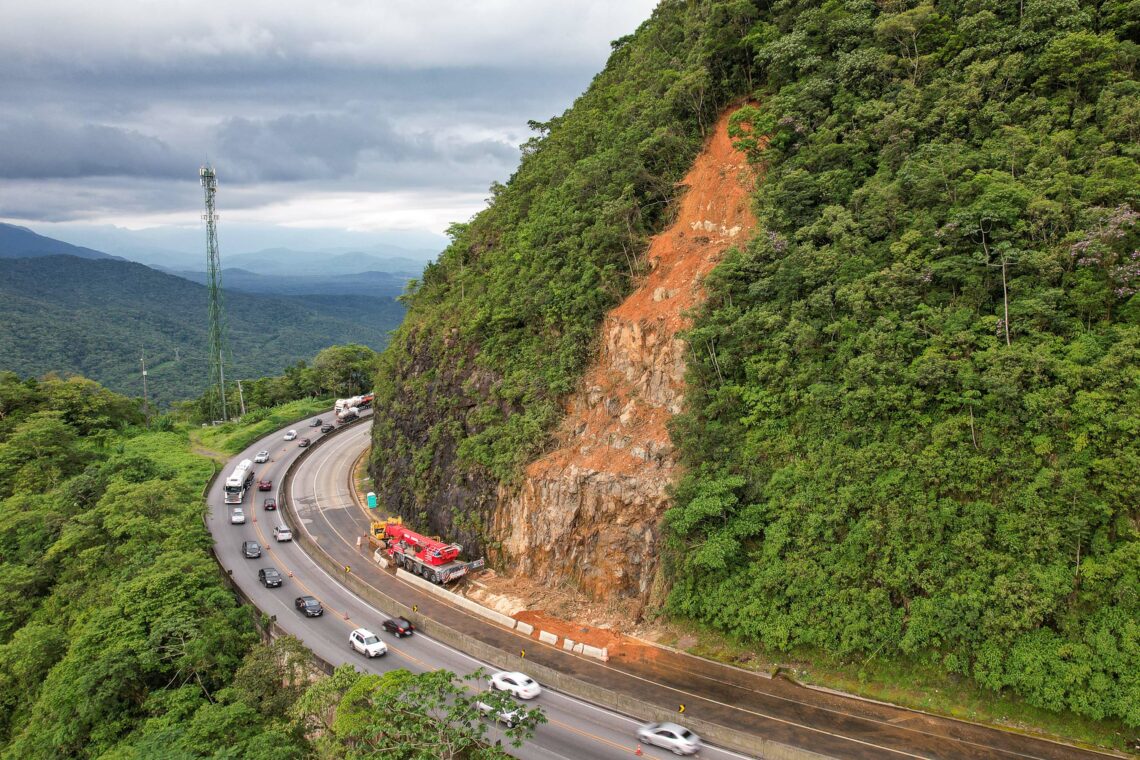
xmin=0 ymin=1 xmax=657 ymax=237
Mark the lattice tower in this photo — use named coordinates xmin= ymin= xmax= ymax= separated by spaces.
xmin=200 ymin=165 xmax=230 ymax=421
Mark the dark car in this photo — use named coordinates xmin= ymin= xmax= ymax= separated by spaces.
xmin=258 ymin=567 xmax=283 ymax=588
xmin=257 ymin=479 xmax=272 ymax=491
xmin=309 ymin=418 xmax=322 ymax=427
xmin=382 ymin=617 xmax=415 ymax=637
xmin=263 ymin=497 xmax=277 ymax=511
xmin=241 ymin=540 xmax=261 ymax=559
xmin=297 ymin=438 xmax=311 ymax=448
xmin=295 ymin=595 xmax=324 ymax=616
xmin=320 ymin=424 xmax=335 ymax=433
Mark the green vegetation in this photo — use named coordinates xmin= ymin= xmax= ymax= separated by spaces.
xmin=664 ymin=0 xmax=1140 ymax=731
xmin=0 ymin=255 xmax=402 ymax=407
xmin=0 ymin=371 xmax=542 ymax=758
xmin=0 ymin=372 xmax=308 ymax=757
xmin=184 ymin=343 xmax=380 ymax=425
xmin=295 ymin=665 xmax=543 ymax=759
xmin=368 ymin=0 xmax=1139 ymax=736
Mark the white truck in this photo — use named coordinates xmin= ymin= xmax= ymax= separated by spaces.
xmin=334 ymin=393 xmax=373 ymax=422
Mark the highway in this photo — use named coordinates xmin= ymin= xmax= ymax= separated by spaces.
xmin=207 ymin=414 xmax=755 ymax=760
xmin=209 ymin=413 xmax=1122 ymax=760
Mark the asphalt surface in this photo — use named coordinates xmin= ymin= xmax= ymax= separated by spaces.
xmin=210 ymin=412 xmax=1122 ymax=760
xmin=208 ymin=413 xmax=753 ymax=760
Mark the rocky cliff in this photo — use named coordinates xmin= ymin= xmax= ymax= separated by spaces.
xmin=491 ymin=108 xmax=756 ymax=604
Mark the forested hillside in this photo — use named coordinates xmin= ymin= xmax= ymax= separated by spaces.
xmin=0 ymin=375 xmax=534 ymax=758
xmin=0 ymin=255 xmax=403 ymax=407
xmin=665 ymin=0 xmax=1139 ymax=727
xmin=370 ymin=0 xmax=1139 ymax=730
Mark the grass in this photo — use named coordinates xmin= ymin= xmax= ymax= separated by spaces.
xmin=651 ymin=617 xmax=1138 ymax=754
xmin=190 ymin=397 xmax=333 ymax=456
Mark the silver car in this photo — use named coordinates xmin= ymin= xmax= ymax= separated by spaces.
xmin=637 ymin=722 xmax=702 ymax=755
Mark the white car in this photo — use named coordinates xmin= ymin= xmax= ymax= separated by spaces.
xmin=475 ymin=696 xmax=524 ymax=728
xmin=349 ymin=628 xmax=387 ymax=658
xmin=254 ymin=450 xmax=270 ymax=463
xmin=273 ymin=524 xmax=293 ymax=542
xmin=637 ymin=722 xmax=702 ymax=756
xmin=283 ymin=430 xmax=297 ymax=441
xmin=230 ymin=507 xmax=246 ymax=525
xmin=488 ymin=671 xmax=541 ymax=699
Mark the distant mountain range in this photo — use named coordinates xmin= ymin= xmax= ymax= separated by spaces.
xmin=0 ymin=223 xmax=122 ymax=261
xmin=0 ymin=251 xmax=405 ymax=406
xmin=171 ymin=267 xmax=413 ymax=298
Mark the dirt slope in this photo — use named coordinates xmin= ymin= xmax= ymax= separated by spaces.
xmin=489 ymin=107 xmax=758 ymax=609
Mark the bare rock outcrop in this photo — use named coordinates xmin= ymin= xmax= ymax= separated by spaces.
xmin=492 ymin=108 xmax=758 ymax=603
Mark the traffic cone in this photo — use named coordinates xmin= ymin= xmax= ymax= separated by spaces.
xmin=635 ymin=743 xmax=643 ymax=756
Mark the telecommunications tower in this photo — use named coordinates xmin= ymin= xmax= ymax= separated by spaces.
xmin=200 ymin=165 xmax=230 ymax=421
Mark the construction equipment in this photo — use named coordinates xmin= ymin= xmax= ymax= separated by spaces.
xmin=368 ymin=516 xmax=485 ymax=584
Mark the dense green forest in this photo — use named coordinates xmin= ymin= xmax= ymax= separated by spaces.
xmin=0 ymin=373 xmax=536 ymax=758
xmin=0 ymin=255 xmax=403 ymax=407
xmin=665 ymin=0 xmax=1140 ymax=728
xmin=370 ymin=0 xmax=1139 ymax=731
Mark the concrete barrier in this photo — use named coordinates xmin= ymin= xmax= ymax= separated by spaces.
xmin=515 ymin=621 xmax=534 ymax=636
xmin=538 ymin=630 xmax=558 ymax=645
xmin=563 ymin=638 xmax=575 ymax=651
xmin=395 ymin=568 xmax=518 ymax=630
xmin=582 ymin=644 xmax=609 ymax=662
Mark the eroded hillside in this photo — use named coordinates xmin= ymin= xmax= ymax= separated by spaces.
xmin=491 ymin=108 xmax=756 ymax=604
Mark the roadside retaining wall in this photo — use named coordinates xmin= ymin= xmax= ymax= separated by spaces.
xmin=396 ymin=568 xmax=520 ymax=630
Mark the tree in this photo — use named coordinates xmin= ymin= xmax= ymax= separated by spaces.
xmin=294 ymin=666 xmax=545 ymax=759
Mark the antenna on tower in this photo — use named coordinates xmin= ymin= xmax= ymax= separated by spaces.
xmin=200 ymin=164 xmax=231 ymax=421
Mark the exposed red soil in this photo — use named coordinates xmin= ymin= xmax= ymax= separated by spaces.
xmin=528 ymin=107 xmax=757 ymax=481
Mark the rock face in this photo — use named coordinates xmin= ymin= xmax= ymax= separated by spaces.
xmin=492 ymin=108 xmax=757 ymax=603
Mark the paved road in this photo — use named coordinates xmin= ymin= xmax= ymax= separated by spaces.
xmin=208 ymin=414 xmax=754 ymax=760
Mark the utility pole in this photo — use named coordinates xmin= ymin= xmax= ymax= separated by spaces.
xmin=237 ymin=379 xmax=247 ymax=418
xmin=200 ymin=165 xmax=231 ymax=421
xmin=141 ymin=350 xmax=150 ymax=426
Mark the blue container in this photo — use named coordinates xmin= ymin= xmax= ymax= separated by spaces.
xmin=367 ymin=492 xmax=377 ymax=509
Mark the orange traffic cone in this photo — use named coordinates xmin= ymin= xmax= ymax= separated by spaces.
xmin=635 ymin=743 xmax=643 ymax=756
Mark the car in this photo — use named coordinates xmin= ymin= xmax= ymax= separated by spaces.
xmin=636 ymin=722 xmax=702 ymax=756
xmin=349 ymin=628 xmax=387 ymax=658
xmin=488 ymin=671 xmax=541 ymax=700
xmin=258 ymin=479 xmax=272 ymax=491
xmin=309 ymin=418 xmax=322 ymax=427
xmin=475 ymin=694 xmax=525 ymax=728
xmin=320 ymin=424 xmax=335 ymax=433
xmin=284 ymin=430 xmax=297 ymax=441
xmin=273 ymin=524 xmax=293 ymax=542
xmin=241 ymin=540 xmax=261 ymax=558
xmin=295 ymin=595 xmax=324 ymax=616
xmin=298 ymin=437 xmax=311 ymax=447
xmin=254 ymin=450 xmax=270 ymax=463
xmin=381 ymin=617 xmax=415 ymax=637
xmin=258 ymin=567 xmax=283 ymax=588
xmin=230 ymin=507 xmax=246 ymax=524
xmin=263 ymin=497 xmax=277 ymax=511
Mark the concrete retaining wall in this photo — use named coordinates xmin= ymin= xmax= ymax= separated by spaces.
xmin=395 ymin=568 xmax=519 ymax=630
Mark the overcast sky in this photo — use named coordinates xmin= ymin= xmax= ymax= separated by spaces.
xmin=0 ymin=1 xmax=658 ymax=255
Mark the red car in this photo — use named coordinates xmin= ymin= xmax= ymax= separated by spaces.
xmin=263 ymin=497 xmax=277 ymax=511
xmin=258 ymin=479 xmax=272 ymax=491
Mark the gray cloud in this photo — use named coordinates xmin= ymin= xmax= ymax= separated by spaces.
xmin=0 ymin=1 xmax=657 ymax=237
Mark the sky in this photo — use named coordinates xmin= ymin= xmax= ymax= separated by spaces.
xmin=0 ymin=1 xmax=658 ymax=257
